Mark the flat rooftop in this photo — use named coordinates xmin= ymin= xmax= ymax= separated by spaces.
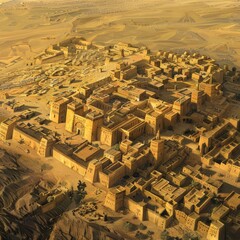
xmin=74 ymin=145 xmax=100 ymax=161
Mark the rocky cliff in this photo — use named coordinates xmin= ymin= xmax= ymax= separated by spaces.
xmin=49 ymin=212 xmax=126 ymax=240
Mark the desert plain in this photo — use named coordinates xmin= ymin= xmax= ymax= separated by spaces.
xmin=1 ymin=0 xmax=240 ymax=70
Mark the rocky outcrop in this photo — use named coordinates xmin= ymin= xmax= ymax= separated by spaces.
xmin=50 ymin=212 xmax=125 ymax=240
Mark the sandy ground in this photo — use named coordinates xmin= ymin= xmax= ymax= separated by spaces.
xmin=0 ymin=0 xmax=240 ymax=70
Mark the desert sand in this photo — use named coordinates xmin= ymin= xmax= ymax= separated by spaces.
xmin=0 ymin=0 xmax=240 ymax=71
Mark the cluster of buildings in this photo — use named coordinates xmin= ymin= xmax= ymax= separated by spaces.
xmin=2 ymin=100 xmax=25 ymax=113
xmin=200 ymin=121 xmax=240 ymax=180
xmin=34 ymin=37 xmax=94 ymax=65
xmin=1 ymin=39 xmax=239 ymax=240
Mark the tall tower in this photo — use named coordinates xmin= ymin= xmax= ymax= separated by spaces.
xmin=50 ymin=97 xmax=72 ymax=123
xmin=191 ymin=90 xmax=204 ymax=111
xmin=65 ymin=101 xmax=84 ymax=132
xmin=38 ymin=137 xmax=56 ymax=157
xmin=150 ymin=130 xmax=165 ymax=167
xmin=84 ymin=111 xmax=104 ymax=142
xmin=207 ymin=221 xmax=225 ymax=240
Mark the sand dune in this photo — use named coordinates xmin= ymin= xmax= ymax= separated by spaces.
xmin=0 ymin=0 xmax=240 ymax=69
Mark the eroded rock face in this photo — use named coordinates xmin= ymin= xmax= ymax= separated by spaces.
xmin=0 ymin=148 xmax=124 ymax=240
xmin=0 ymin=149 xmax=66 ymax=239
xmin=50 ymin=212 xmax=125 ymax=240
